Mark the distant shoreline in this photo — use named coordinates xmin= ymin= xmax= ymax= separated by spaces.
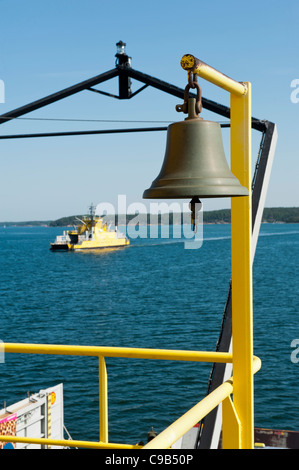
xmin=1 ymin=207 xmax=299 ymax=227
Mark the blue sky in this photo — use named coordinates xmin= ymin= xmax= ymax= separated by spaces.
xmin=0 ymin=0 xmax=298 ymax=221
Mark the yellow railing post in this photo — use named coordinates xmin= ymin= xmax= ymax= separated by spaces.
xmin=181 ymin=55 xmax=253 ymax=449
xmin=99 ymin=356 xmax=108 ymax=443
xmin=230 ymin=83 xmax=253 ymax=448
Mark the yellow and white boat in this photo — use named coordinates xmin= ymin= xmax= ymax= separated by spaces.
xmin=50 ymin=204 xmax=129 ymax=251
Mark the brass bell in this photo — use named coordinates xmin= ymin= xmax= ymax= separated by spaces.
xmin=143 ymin=98 xmax=248 ymax=200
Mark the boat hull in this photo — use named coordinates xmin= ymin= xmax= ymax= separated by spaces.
xmin=72 ymin=239 xmax=130 ymax=251
xmin=50 ymin=243 xmax=70 ymax=251
xmin=50 ymin=240 xmax=130 ymax=251
xmin=72 ymin=245 xmax=129 ymax=251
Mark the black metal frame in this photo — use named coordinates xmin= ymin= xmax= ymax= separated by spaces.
xmin=0 ymin=51 xmax=277 ymax=449
xmin=0 ymin=58 xmax=267 ymax=133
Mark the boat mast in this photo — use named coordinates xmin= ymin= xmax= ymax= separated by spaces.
xmin=89 ymin=203 xmax=97 ymax=238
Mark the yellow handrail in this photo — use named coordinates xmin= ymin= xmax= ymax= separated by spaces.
xmin=0 ymin=342 xmax=260 ymax=449
xmin=144 ymin=380 xmax=234 ymax=449
xmin=2 ymin=342 xmax=233 ymax=362
xmin=143 ymin=356 xmax=261 ymax=449
xmin=0 ymin=435 xmax=142 ymax=450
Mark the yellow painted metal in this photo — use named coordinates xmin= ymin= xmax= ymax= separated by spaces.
xmin=1 ymin=340 xmax=260 ymax=449
xmin=3 ymin=342 xmax=232 ymax=363
xmin=230 ymin=82 xmax=253 ymax=448
xmin=99 ymin=356 xmax=108 ymax=443
xmin=143 ymin=356 xmax=260 ymax=450
xmin=2 ymin=342 xmax=231 ymax=449
xmin=0 ymin=435 xmax=142 ymax=450
xmin=180 ymin=55 xmax=254 ymax=448
xmin=169 ymin=56 xmax=254 ymax=449
xmin=222 ymin=396 xmax=241 ymax=449
xmin=143 ymin=379 xmax=234 ymax=449
xmin=180 ymin=54 xmax=247 ymax=96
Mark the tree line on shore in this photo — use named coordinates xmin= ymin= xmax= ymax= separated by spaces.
xmin=1 ymin=207 xmax=298 ymax=227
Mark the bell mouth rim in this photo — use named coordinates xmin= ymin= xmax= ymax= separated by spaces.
xmin=143 ymin=194 xmax=249 ymax=199
xmin=143 ymin=176 xmax=249 ymax=198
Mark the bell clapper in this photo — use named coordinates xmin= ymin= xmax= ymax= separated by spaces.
xmin=189 ymin=196 xmax=202 ymax=233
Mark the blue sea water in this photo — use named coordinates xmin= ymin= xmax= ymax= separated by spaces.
xmin=0 ymin=223 xmax=298 ymax=445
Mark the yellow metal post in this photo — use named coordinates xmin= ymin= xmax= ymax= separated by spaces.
xmin=222 ymin=396 xmax=241 ymax=449
xmin=230 ymin=82 xmax=253 ymax=448
xmin=181 ymin=56 xmax=253 ymax=448
xmin=99 ymin=356 xmax=108 ymax=443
